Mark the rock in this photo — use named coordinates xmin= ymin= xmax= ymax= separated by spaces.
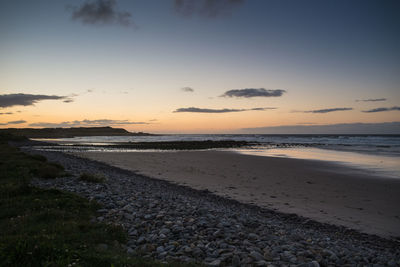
xmin=146 ymin=244 xmax=155 ymax=252
xmin=250 ymin=251 xmax=265 ymax=261
xmin=297 ymin=261 xmax=320 ymax=267
xmin=208 ymin=259 xmax=221 ymax=266
xmin=256 ymin=260 xmax=268 ymax=266
xmin=160 ymin=228 xmax=170 ymax=235
xmin=127 ymin=247 xmax=135 ymax=255
xmin=248 ymin=233 xmax=259 ymax=240
xmin=157 ymin=246 xmax=165 ymax=253
xmin=137 ymin=236 xmax=146 ymax=244
xmin=231 ymin=254 xmax=241 ymax=266
xmin=192 ymin=247 xmax=203 ymax=258
xmin=263 ymin=251 xmax=273 ymax=261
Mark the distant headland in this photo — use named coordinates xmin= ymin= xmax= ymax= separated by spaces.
xmin=0 ymin=127 xmax=154 ymax=138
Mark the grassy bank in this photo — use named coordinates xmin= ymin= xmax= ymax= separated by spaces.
xmin=0 ymin=135 xmax=172 ymax=266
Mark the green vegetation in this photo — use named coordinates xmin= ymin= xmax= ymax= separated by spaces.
xmin=79 ymin=173 xmax=106 ymax=183
xmin=0 ymin=127 xmax=153 ymax=138
xmin=0 ymin=134 xmax=178 ymax=266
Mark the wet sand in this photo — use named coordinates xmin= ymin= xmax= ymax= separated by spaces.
xmin=77 ymin=150 xmax=400 ymax=238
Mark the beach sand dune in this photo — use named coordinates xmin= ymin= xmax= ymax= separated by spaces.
xmin=78 ymin=150 xmax=400 ymax=238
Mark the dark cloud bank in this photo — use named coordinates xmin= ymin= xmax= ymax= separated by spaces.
xmin=174 ymin=107 xmax=275 ymax=113
xmin=240 ymin=122 xmax=400 ymax=135
xmin=221 ymin=88 xmax=286 ymax=98
xmin=0 ymin=120 xmax=26 ymax=126
xmin=29 ymin=119 xmax=149 ymax=128
xmin=175 ymin=0 xmax=244 ymax=18
xmin=362 ymin=106 xmax=400 ymax=113
xmin=70 ymin=0 xmax=133 ymax=26
xmin=356 ymin=98 xmax=387 ymax=102
xmin=0 ymin=94 xmax=72 ymax=108
xmin=303 ymin=108 xmax=353 ymax=114
xmin=181 ymin=87 xmax=194 ymax=92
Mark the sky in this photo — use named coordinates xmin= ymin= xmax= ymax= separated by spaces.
xmin=0 ymin=0 xmax=399 ymax=134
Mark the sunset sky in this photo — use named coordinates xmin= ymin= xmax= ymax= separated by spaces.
xmin=1 ymin=0 xmax=399 ymax=133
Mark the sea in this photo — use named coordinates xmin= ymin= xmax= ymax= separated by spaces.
xmin=33 ymin=134 xmax=400 ymax=178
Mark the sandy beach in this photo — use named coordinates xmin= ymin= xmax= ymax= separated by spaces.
xmin=77 ymin=150 xmax=400 ymax=238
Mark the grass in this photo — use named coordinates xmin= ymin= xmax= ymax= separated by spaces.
xmin=0 ymin=134 xmax=189 ymax=266
xmin=79 ymin=173 xmax=106 ymax=183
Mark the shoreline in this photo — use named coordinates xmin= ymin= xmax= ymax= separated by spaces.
xmin=76 ymin=150 xmax=400 ymax=239
xmin=26 ymin=148 xmax=400 ymax=266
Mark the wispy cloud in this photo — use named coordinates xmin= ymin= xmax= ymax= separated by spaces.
xmin=70 ymin=0 xmax=133 ymax=26
xmin=181 ymin=87 xmax=194 ymax=92
xmin=301 ymin=107 xmax=353 ymax=114
xmin=174 ymin=107 xmax=275 ymax=113
xmin=0 ymin=120 xmax=26 ymax=126
xmin=221 ymin=88 xmax=286 ymax=98
xmin=174 ymin=0 xmax=244 ymax=18
xmin=0 ymin=112 xmax=13 ymax=115
xmin=362 ymin=106 xmax=400 ymax=113
xmin=0 ymin=94 xmax=73 ymax=108
xmin=29 ymin=119 xmax=149 ymax=128
xmin=356 ymin=98 xmax=387 ymax=102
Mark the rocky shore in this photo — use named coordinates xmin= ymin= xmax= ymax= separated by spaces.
xmin=27 ymin=148 xmax=400 ymax=266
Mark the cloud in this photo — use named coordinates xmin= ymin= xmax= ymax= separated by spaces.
xmin=296 ymin=122 xmax=318 ymax=125
xmin=221 ymin=88 xmax=286 ymax=98
xmin=0 ymin=94 xmax=73 ymax=108
xmin=0 ymin=120 xmax=26 ymax=126
xmin=174 ymin=0 xmax=244 ymax=18
xmin=302 ymin=107 xmax=353 ymax=114
xmin=0 ymin=112 xmax=13 ymax=115
xmin=174 ymin=107 xmax=275 ymax=113
xmin=362 ymin=106 xmax=400 ymax=113
xmin=240 ymin=122 xmax=400 ymax=134
xmin=29 ymin=119 xmax=150 ymax=128
xmin=181 ymin=87 xmax=194 ymax=92
xmin=70 ymin=0 xmax=133 ymax=26
xmin=356 ymin=98 xmax=387 ymax=102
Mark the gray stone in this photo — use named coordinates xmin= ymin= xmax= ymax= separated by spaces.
xmin=208 ymin=259 xmax=221 ymax=266
xmin=157 ymin=246 xmax=165 ymax=253
xmin=256 ymin=260 xmax=268 ymax=266
xmin=137 ymin=236 xmax=146 ymax=244
xmin=231 ymin=254 xmax=241 ymax=266
xmin=248 ymin=233 xmax=259 ymax=240
xmin=250 ymin=251 xmax=265 ymax=261
xmin=160 ymin=228 xmax=170 ymax=235
xmin=297 ymin=261 xmax=320 ymax=267
xmin=127 ymin=247 xmax=135 ymax=254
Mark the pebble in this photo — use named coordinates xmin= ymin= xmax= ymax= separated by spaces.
xmin=208 ymin=259 xmax=221 ymax=266
xmin=27 ymin=149 xmax=400 ymax=266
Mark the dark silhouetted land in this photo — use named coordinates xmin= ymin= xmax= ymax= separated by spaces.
xmin=0 ymin=126 xmax=153 ymax=138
